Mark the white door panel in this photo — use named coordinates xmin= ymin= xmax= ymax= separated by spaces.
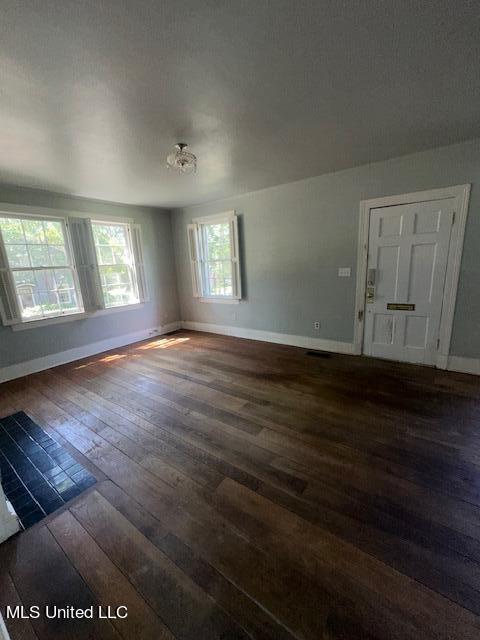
xmin=363 ymin=199 xmax=453 ymax=365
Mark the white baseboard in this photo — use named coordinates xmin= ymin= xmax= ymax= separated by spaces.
xmin=0 ymin=321 xmax=182 ymax=383
xmin=2 ymin=316 xmax=477 ymax=382
xmin=447 ymin=355 xmax=480 ymax=376
xmin=181 ymin=321 xmax=355 ymax=355
xmin=181 ymin=322 xmax=480 ymax=374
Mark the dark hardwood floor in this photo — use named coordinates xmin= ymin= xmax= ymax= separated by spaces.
xmin=1 ymin=330 xmax=480 ymax=640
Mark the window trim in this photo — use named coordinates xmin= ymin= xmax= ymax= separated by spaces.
xmin=91 ymin=218 xmax=141 ymax=310
xmin=11 ymin=311 xmax=87 ymax=331
xmin=192 ymin=211 xmax=236 ymax=225
xmin=0 ymin=209 xmax=85 ymax=325
xmin=189 ymin=210 xmax=241 ymax=302
xmin=198 ymin=297 xmax=240 ymax=304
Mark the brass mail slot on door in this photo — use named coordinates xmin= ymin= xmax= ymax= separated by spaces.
xmin=387 ymin=303 xmax=415 ymax=311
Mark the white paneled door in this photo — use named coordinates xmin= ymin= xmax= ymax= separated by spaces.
xmin=363 ymin=199 xmax=454 ymax=364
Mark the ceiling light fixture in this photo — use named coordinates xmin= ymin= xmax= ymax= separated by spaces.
xmin=166 ymin=143 xmax=197 ymax=174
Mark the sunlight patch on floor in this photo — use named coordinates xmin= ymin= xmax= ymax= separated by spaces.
xmin=72 ymin=336 xmax=189 ymax=370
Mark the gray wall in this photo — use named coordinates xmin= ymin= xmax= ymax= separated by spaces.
xmin=0 ymin=186 xmax=179 ymax=368
xmin=172 ymin=138 xmax=480 ymax=359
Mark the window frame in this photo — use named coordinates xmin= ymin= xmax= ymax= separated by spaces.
xmin=0 ymin=203 xmax=148 ymax=330
xmin=189 ymin=211 xmax=241 ymax=303
xmin=0 ymin=209 xmax=85 ymax=326
xmin=90 ymin=219 xmax=141 ymax=310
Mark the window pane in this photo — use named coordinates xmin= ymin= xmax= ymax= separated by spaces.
xmin=12 ymin=268 xmax=81 ymax=320
xmin=58 ymin=288 xmax=78 ymax=310
xmin=13 ymin=270 xmax=41 ymax=319
xmin=103 ymin=283 xmax=137 ymax=307
xmin=53 ymin=268 xmax=80 ymax=313
xmin=49 ymin=245 xmax=68 ymax=266
xmin=100 ymin=265 xmax=130 ymax=286
xmin=5 ymin=244 xmax=30 ymax=268
xmin=93 ymin=223 xmax=127 ymax=246
xmin=28 ymin=244 xmax=50 ymax=267
xmin=54 ymin=268 xmax=75 ymax=290
xmin=13 ymin=270 xmax=36 ymax=287
xmin=99 ymin=265 xmax=138 ymax=307
xmin=19 ymin=297 xmax=43 ymax=319
xmin=200 ymin=220 xmax=235 ymax=298
xmin=207 ymin=260 xmax=232 ymax=296
xmin=44 ymin=221 xmax=64 ymax=245
xmin=0 ymin=218 xmax=24 ymax=243
xmin=113 ymin=245 xmax=129 ymax=264
xmin=205 ymin=223 xmax=231 ymax=260
xmin=98 ymin=245 xmax=114 ymax=265
xmin=33 ymin=269 xmax=51 ymax=291
xmin=41 ymin=291 xmax=62 ymax=316
xmin=23 ymin=219 xmax=46 ymax=244
xmin=1 ymin=216 xmax=83 ymax=321
xmin=103 ymin=286 xmax=132 ymax=307
xmin=92 ymin=222 xmax=139 ymax=308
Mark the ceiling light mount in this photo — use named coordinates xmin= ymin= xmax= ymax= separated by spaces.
xmin=166 ymin=142 xmax=197 ymax=174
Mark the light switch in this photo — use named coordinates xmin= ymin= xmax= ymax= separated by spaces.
xmin=338 ymin=267 xmax=351 ymax=277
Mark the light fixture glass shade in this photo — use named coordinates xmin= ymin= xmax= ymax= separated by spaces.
xmin=166 ymin=143 xmax=197 ymax=174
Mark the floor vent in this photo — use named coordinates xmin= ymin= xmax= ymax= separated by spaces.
xmin=305 ymin=350 xmax=332 ymax=359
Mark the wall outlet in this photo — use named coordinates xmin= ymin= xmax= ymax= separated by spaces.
xmin=338 ymin=267 xmax=351 ymax=277
xmin=314 ymin=321 xmax=320 ymax=330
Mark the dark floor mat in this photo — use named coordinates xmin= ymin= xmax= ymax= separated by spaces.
xmin=0 ymin=411 xmax=96 ymax=529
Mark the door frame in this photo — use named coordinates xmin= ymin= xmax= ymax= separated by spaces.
xmin=353 ymin=184 xmax=471 ymax=368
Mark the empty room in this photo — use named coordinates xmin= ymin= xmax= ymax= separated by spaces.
xmin=1 ymin=1 xmax=480 ymax=639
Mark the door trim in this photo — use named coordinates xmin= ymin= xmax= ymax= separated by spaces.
xmin=353 ymin=184 xmax=471 ymax=367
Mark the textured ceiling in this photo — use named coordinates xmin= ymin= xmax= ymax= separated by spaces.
xmin=1 ymin=1 xmax=480 ymax=208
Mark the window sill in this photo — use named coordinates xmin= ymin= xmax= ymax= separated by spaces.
xmin=197 ymin=297 xmax=240 ymax=304
xmin=11 ymin=312 xmax=87 ymax=331
xmin=93 ymin=302 xmax=144 ymax=316
xmin=10 ymin=302 xmax=145 ymax=331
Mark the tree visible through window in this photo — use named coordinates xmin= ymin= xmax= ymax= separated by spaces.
xmin=91 ymin=222 xmax=139 ymax=308
xmin=187 ymin=212 xmax=241 ymax=300
xmin=0 ymin=216 xmax=83 ymax=320
xmin=203 ymin=222 xmax=233 ymax=296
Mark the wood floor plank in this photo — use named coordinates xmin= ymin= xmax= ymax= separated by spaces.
xmin=67 ymin=342 xmax=480 ymax=508
xmin=157 ymin=532 xmax=308 ymax=640
xmin=95 ymin=480 xmax=169 ymax=546
xmin=10 ymin=389 xmax=334 ymax=638
xmin=43 ymin=368 xmax=262 ymax=491
xmin=2 ymin=330 xmax=480 ymax=640
xmin=254 ymin=476 xmax=480 ymax=615
xmin=38 ymin=370 xmax=224 ymax=490
xmin=0 ymin=572 xmax=39 ymax=640
xmin=52 ymin=366 xmax=308 ymax=496
xmin=213 ymin=477 xmax=480 ymax=640
xmin=0 ymin=525 xmax=122 ymax=640
xmin=272 ymin=453 xmax=480 ymax=544
xmin=96 ymin=480 xmax=298 ymax=640
xmin=47 ymin=509 xmax=176 ymax=640
xmin=68 ymin=490 xmax=251 ymax=640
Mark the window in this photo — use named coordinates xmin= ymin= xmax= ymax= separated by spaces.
xmin=0 ymin=215 xmax=83 ymax=323
xmin=0 ymin=210 xmax=148 ymax=328
xmin=91 ymin=222 xmax=139 ymax=308
xmin=187 ymin=211 xmax=241 ymax=301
